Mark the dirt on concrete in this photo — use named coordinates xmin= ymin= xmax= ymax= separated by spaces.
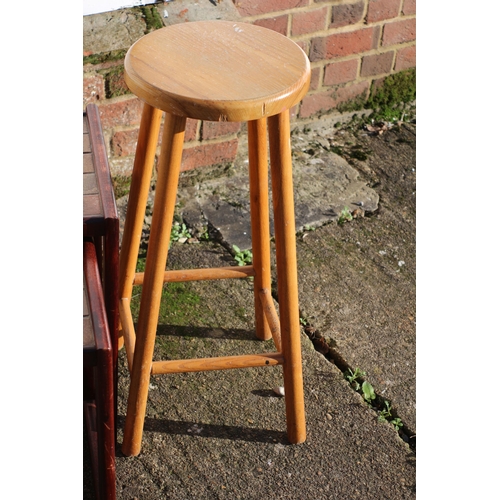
xmin=84 ymin=117 xmax=416 ymax=499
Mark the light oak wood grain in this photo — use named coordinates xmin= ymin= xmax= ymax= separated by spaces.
xmin=125 ymin=21 xmax=311 ymax=122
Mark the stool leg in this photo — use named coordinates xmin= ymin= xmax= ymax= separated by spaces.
xmin=268 ymin=110 xmax=306 ymax=444
xmin=122 ymin=112 xmax=187 ymax=457
xmin=248 ymin=118 xmax=272 ymax=341
xmin=118 ymin=104 xmax=163 ymax=346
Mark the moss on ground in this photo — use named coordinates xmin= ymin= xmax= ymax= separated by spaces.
xmin=83 ymin=49 xmax=127 ymax=66
xmin=112 ymin=175 xmax=132 ymax=200
xmin=141 ymin=6 xmax=163 ymax=32
xmin=366 ymin=69 xmax=416 ymax=121
xmin=131 ymin=276 xmax=202 ymax=328
xmin=102 ymin=65 xmax=129 ymax=99
xmin=326 ymin=68 xmax=416 ymax=123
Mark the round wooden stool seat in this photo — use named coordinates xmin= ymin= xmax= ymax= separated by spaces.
xmin=124 ymin=21 xmax=311 ymax=122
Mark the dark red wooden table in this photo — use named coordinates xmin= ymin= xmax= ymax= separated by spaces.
xmin=83 ymin=103 xmax=119 ymax=370
xmin=83 ymin=103 xmax=118 ymax=500
xmin=84 ymin=240 xmax=116 ymax=500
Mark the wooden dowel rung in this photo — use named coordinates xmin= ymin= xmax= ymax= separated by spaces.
xmin=133 ymin=265 xmax=255 ymax=285
xmin=119 ymin=298 xmax=136 ymax=373
xmin=151 ymin=352 xmax=284 ymax=375
xmin=259 ymin=288 xmax=282 ymax=352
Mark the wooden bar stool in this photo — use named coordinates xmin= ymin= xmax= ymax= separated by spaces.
xmin=119 ymin=20 xmax=310 ymax=457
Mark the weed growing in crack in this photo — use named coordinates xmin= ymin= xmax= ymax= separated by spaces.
xmin=344 ymin=367 xmax=366 ymax=391
xmin=310 ymin=329 xmax=414 ymax=449
xmin=345 ymin=368 xmax=403 ymax=431
xmin=232 ymin=245 xmax=252 ymax=266
xmin=378 ymin=401 xmax=403 ymax=430
xmin=338 ymin=207 xmax=353 ymax=226
xmin=170 ymin=222 xmax=192 ymax=246
xmin=199 ymin=226 xmax=210 ymax=241
xmin=391 ymin=418 xmax=403 ymax=431
xmin=361 ymin=380 xmax=376 ymax=404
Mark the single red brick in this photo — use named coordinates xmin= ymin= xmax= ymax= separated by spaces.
xmin=180 ymin=139 xmax=239 ymax=172
xmin=394 ymin=45 xmax=416 ymax=71
xmin=201 ymin=121 xmax=241 ymax=141
xmin=382 ymin=18 xmax=416 ymax=46
xmin=310 ymin=27 xmax=376 ymax=61
xmin=366 ymin=0 xmax=401 ymax=23
xmin=330 ymin=1 xmax=365 ymax=29
xmin=253 ymin=15 xmax=288 ymax=36
xmin=360 ymin=51 xmax=395 ymax=77
xmin=233 ymin=0 xmax=307 ymax=17
xmin=98 ymin=97 xmax=144 ymax=129
xmin=299 ymin=81 xmax=370 ymax=118
xmin=111 ymin=129 xmax=139 ymax=157
xmin=309 ymin=37 xmax=326 ymax=62
xmin=83 ymin=73 xmax=105 ymax=106
xmin=324 ymin=59 xmax=359 ymax=86
xmin=185 ymin=119 xmax=199 ymax=142
xmin=402 ymin=0 xmax=416 ymax=16
xmin=309 ymin=66 xmax=321 ymax=91
xmin=291 ymin=7 xmax=328 ymax=36
xmin=298 ymin=92 xmax=334 ymax=118
xmin=331 ymin=80 xmax=370 ymax=109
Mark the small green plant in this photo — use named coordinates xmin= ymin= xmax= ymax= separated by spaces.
xmin=362 ymin=381 xmax=376 ymax=404
xmin=390 ymin=417 xmax=403 ymax=431
xmin=299 ymin=317 xmax=308 ymax=326
xmin=378 ymin=400 xmax=403 ymax=431
xmin=344 ymin=367 xmax=366 ymax=391
xmin=170 ymin=222 xmax=191 ymax=245
xmin=232 ymin=245 xmax=253 ymax=266
xmin=303 ymin=224 xmax=315 ymax=232
xmin=344 ymin=366 xmax=405 ymax=433
xmin=338 ymin=207 xmax=353 ymax=226
xmin=378 ymin=400 xmax=393 ymax=422
xmin=199 ymin=226 xmax=210 ymax=241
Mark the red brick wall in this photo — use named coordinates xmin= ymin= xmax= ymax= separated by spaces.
xmin=83 ymin=0 xmax=416 ymax=177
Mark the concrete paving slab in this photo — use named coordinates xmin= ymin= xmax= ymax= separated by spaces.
xmin=109 ymin=241 xmax=415 ymax=499
xmin=178 ymin=130 xmax=379 ymax=252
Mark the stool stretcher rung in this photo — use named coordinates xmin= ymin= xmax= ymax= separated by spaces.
xmin=151 ymin=352 xmax=284 ymax=375
xmin=133 ymin=265 xmax=255 ymax=286
xmin=259 ymin=288 xmax=282 ymax=352
xmin=119 ymin=298 xmax=136 ymax=373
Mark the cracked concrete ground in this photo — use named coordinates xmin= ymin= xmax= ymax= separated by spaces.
xmin=85 ymin=117 xmax=416 ymax=499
